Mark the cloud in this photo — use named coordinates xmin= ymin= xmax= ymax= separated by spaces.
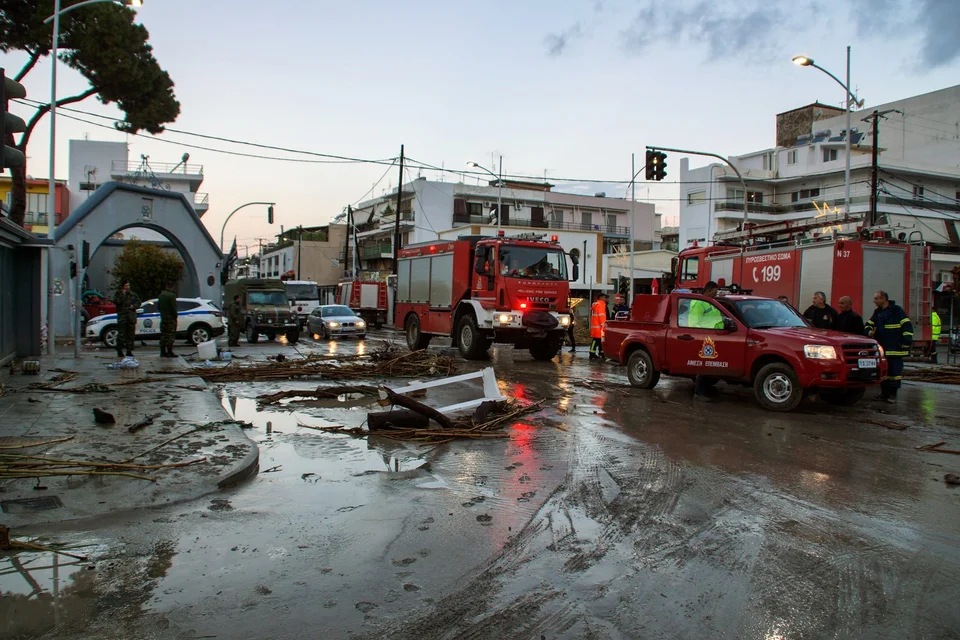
xmin=914 ymin=0 xmax=960 ymax=68
xmin=545 ymin=22 xmax=583 ymax=57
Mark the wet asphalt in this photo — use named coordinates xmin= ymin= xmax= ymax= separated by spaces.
xmin=4 ymin=332 xmax=960 ymax=640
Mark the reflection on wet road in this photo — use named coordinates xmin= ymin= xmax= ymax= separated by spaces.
xmin=5 ymin=334 xmax=960 ymax=639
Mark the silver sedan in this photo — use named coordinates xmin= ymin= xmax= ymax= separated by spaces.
xmin=308 ymin=305 xmax=367 ymax=340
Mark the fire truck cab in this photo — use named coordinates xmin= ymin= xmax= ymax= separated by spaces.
xmin=395 ymin=233 xmax=579 ymax=361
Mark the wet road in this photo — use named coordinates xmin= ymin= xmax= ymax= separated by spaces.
xmin=4 ymin=333 xmax=960 ymax=639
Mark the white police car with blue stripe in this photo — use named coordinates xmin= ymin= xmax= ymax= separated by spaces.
xmin=85 ymin=298 xmax=226 ymax=348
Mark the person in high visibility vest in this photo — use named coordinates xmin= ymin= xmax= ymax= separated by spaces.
xmin=929 ymin=309 xmax=942 ymax=362
xmin=589 ymin=293 xmax=609 ymax=360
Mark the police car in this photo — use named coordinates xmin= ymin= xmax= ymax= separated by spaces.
xmin=85 ymin=298 xmax=226 ymax=348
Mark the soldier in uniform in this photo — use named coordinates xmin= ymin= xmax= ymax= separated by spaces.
xmin=158 ymin=282 xmax=178 ymax=357
xmin=228 ymin=294 xmax=244 ymax=347
xmin=112 ymin=281 xmax=140 ymax=357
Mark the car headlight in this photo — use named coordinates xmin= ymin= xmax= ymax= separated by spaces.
xmin=559 ymin=315 xmax=571 ymax=327
xmin=877 ymin=344 xmax=884 ymax=357
xmin=356 ymin=320 xmax=366 ymax=328
xmin=256 ymin=313 xmax=263 ymax=321
xmin=497 ymin=314 xmax=514 ymax=324
xmin=327 ymin=321 xmax=340 ymax=328
xmin=804 ymin=344 xmax=837 ymax=360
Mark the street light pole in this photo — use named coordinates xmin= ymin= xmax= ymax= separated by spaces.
xmin=467 ymin=160 xmax=503 ymax=232
xmin=220 ymin=202 xmax=276 ymax=253
xmin=793 ymin=49 xmax=860 ymax=217
xmin=630 ymin=153 xmax=636 ymax=303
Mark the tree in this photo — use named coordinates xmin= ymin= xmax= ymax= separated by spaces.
xmin=110 ymin=239 xmax=184 ymax=301
xmin=0 ymin=0 xmax=180 ymax=226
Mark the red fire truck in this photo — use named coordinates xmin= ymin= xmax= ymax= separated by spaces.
xmin=395 ymin=232 xmax=578 ymax=360
xmin=337 ymin=278 xmax=390 ymax=328
xmin=674 ymin=214 xmax=934 ymax=350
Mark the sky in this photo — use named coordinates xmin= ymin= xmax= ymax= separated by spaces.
xmin=6 ymin=0 xmax=960 ymax=254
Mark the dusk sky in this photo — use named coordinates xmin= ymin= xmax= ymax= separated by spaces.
xmin=7 ymin=0 xmax=960 ymax=254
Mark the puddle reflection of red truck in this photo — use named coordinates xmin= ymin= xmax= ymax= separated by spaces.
xmin=604 ymin=292 xmax=886 ymax=411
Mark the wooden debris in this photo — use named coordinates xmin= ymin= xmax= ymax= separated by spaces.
xmin=128 ymin=413 xmax=162 ymax=433
xmin=257 ymin=384 xmax=379 ymax=405
xmin=945 ymin=473 xmax=960 ymax=485
xmin=916 ymin=441 xmax=960 ymax=455
xmin=93 ymin=408 xmax=116 ymax=424
xmin=903 ymin=366 xmax=960 ymax=385
xmin=0 ymin=436 xmax=75 ymax=450
xmin=861 ymin=418 xmax=909 ymax=431
xmin=378 ymin=386 xmax=454 ymax=429
xmin=0 ymin=526 xmax=89 ymax=561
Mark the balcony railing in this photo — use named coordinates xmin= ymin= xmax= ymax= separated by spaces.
xmin=715 ymin=196 xmax=960 ymax=216
xmin=452 ymin=215 xmax=629 ymax=236
xmin=194 ymin=192 xmax=209 ymax=205
xmin=111 ymin=160 xmax=204 ymax=175
xmin=360 ymin=242 xmax=393 ymax=259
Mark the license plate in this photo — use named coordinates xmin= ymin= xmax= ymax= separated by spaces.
xmin=858 ymin=358 xmax=877 ymax=369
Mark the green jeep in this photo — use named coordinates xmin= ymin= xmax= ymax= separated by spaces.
xmin=224 ymin=278 xmax=300 ymax=344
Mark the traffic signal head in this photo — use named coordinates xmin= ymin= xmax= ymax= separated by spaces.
xmin=1 ymin=69 xmax=27 ymax=172
xmin=644 ymin=149 xmax=656 ymax=181
xmin=267 ymin=205 xmax=275 ymax=224
xmin=654 ymin=151 xmax=668 ymax=181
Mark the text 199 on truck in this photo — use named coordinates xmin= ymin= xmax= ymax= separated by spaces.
xmin=395 ymin=232 xmax=579 ymax=361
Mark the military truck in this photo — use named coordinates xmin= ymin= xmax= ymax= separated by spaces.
xmin=224 ymin=278 xmax=300 ymax=344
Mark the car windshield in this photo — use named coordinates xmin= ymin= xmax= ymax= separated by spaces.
xmin=285 ymin=284 xmax=318 ymax=301
xmin=498 ymin=247 xmax=567 ymax=280
xmin=322 ymin=306 xmax=355 ymax=318
xmin=248 ymin=291 xmax=288 ymax=306
xmin=734 ymin=299 xmax=808 ymax=329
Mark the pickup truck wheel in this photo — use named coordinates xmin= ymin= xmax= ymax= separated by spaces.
xmin=627 ymin=349 xmax=660 ymax=389
xmin=405 ymin=315 xmax=431 ymax=351
xmin=754 ymin=363 xmax=803 ymax=412
xmin=456 ymin=315 xmax=488 ymax=360
xmin=529 ymin=337 xmax=562 ymax=361
xmin=246 ymin=323 xmax=260 ymax=344
xmin=818 ymin=388 xmax=865 ymax=406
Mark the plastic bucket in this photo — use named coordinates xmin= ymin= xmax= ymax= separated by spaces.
xmin=197 ymin=339 xmax=217 ymax=361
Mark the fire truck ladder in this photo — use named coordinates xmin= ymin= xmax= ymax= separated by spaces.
xmin=377 ymin=283 xmax=388 ymax=310
xmin=910 ymin=244 xmax=932 ymax=342
xmin=712 ymin=212 xmax=862 ymax=244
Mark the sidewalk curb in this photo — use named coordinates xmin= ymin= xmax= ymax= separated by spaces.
xmin=217 ymin=424 xmax=260 ymax=489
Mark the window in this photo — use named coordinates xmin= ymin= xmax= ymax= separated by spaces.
xmin=727 ymin=188 xmax=744 ymax=202
xmin=680 ymin=256 xmax=699 ymax=281
xmin=467 ymin=202 xmax=483 ymax=217
xmin=913 ymin=185 xmax=925 ymax=200
xmin=498 ymin=246 xmax=567 ymax=280
xmin=322 ymin=306 xmax=355 ymax=317
xmin=140 ymin=302 xmax=158 ymax=314
xmin=606 ymin=214 xmax=617 ymax=229
xmin=792 ymin=187 xmax=821 ymax=202
xmin=581 ymin=211 xmax=593 ymax=229
xmin=747 ymin=191 xmax=763 ymax=204
xmin=687 ymin=191 xmax=707 ymax=205
xmin=25 ymin=193 xmax=48 ymax=215
xmin=822 ymin=148 xmax=838 ymax=162
xmin=677 ymin=298 xmax=724 ymax=329
xmin=787 ymin=150 xmax=798 ymax=165
xmin=550 ymin=209 xmax=564 ymax=225
xmin=176 ymin=300 xmax=200 ymax=311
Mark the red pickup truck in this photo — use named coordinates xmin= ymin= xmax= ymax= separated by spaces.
xmin=603 ymin=293 xmax=886 ymax=411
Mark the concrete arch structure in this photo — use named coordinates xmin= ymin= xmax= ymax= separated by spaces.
xmin=52 ymin=182 xmax=222 ymax=336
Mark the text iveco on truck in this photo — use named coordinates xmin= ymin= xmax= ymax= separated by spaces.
xmin=395 ymin=232 xmax=579 ymax=361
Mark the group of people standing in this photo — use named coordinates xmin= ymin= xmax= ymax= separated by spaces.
xmin=110 ymin=281 xmax=180 ymax=359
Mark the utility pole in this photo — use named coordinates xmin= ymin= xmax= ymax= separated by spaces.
xmin=863 ymin=108 xmax=901 ymax=227
xmin=297 ymin=225 xmax=303 ymax=280
xmin=392 ymin=144 xmax=405 ymax=276
xmin=344 ymin=205 xmax=353 ymax=277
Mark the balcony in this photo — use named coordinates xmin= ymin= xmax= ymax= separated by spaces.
xmin=111 ymin=159 xmax=204 ymax=191
xmin=359 ymin=242 xmax=393 ymax=260
xmin=194 ymin=192 xmax=209 ymax=215
xmin=452 ymin=215 xmax=629 ymax=236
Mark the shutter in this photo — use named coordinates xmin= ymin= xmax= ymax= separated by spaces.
xmin=500 ymin=204 xmax=509 ymax=225
xmin=454 ymin=199 xmax=467 ymax=215
xmin=531 ymin=206 xmax=544 ymax=226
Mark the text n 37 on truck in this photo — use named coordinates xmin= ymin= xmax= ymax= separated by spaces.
xmin=394 ymin=232 xmax=579 ymax=361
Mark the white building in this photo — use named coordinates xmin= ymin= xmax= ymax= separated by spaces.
xmin=68 ymin=140 xmax=208 ymax=216
xmin=347 ymin=177 xmax=661 ymax=291
xmin=679 ymin=84 xmax=960 ymax=280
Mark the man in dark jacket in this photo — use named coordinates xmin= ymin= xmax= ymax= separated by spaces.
xmin=112 ymin=281 xmax=140 ymax=357
xmin=228 ymin=294 xmax=244 ymax=347
xmin=158 ymin=283 xmax=178 ymax=357
xmin=865 ymin=290 xmax=913 ymax=403
xmin=834 ymin=296 xmax=864 ymax=335
xmin=803 ymin=291 xmax=838 ymax=329
xmin=612 ymin=294 xmax=630 ymax=319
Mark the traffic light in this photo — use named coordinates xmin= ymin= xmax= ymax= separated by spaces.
xmin=81 ymin=241 xmax=90 ymax=269
xmin=1 ymin=68 xmax=27 ymax=171
xmin=70 ymin=261 xmax=77 ymax=279
xmin=267 ymin=205 xmax=275 ymax=224
xmin=644 ymin=149 xmax=656 ymax=181
xmin=654 ymin=151 xmax=668 ymax=181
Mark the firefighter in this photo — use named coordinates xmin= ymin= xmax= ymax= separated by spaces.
xmin=158 ymin=282 xmax=178 ymax=358
xmin=865 ymin=289 xmax=913 ymax=404
xmin=803 ymin=291 xmax=838 ymax=329
xmin=589 ymin=293 xmax=608 ymax=360
xmin=228 ymin=294 xmax=244 ymax=347
xmin=834 ymin=296 xmax=864 ymax=335
xmin=112 ymin=281 xmax=140 ymax=358
xmin=612 ymin=294 xmax=630 ymax=319
xmin=929 ymin=309 xmax=942 ymax=363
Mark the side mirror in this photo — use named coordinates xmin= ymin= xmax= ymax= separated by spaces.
xmin=722 ymin=317 xmax=737 ymax=332
xmin=474 ymin=257 xmax=488 ymax=275
xmin=570 ymin=264 xmax=580 ymax=282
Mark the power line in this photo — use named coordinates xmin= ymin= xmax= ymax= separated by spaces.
xmin=878 ymin=186 xmax=954 ymax=238
xmin=879 ymin=170 xmax=960 ymax=205
xmin=878 ymin=181 xmax=960 ymax=221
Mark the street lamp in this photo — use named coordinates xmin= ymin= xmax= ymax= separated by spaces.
xmin=42 ymin=0 xmax=144 ymax=356
xmin=220 ymin=202 xmax=276 ymax=253
xmin=467 ymin=157 xmax=503 ymax=232
xmin=792 ymin=48 xmax=861 ymax=220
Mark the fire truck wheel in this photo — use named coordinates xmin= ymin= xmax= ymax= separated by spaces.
xmin=754 ymin=363 xmax=802 ymax=412
xmin=529 ymin=338 xmax=562 ymax=361
xmin=456 ymin=315 xmax=488 ymax=360
xmin=246 ymin=323 xmax=260 ymax=344
xmin=818 ymin=387 xmax=865 ymax=406
xmin=627 ymin=349 xmax=660 ymax=389
xmin=405 ymin=315 xmax=431 ymax=351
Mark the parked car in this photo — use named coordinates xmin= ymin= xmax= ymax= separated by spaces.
xmin=308 ymin=305 xmax=367 ymax=340
xmin=85 ymin=298 xmax=226 ymax=348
